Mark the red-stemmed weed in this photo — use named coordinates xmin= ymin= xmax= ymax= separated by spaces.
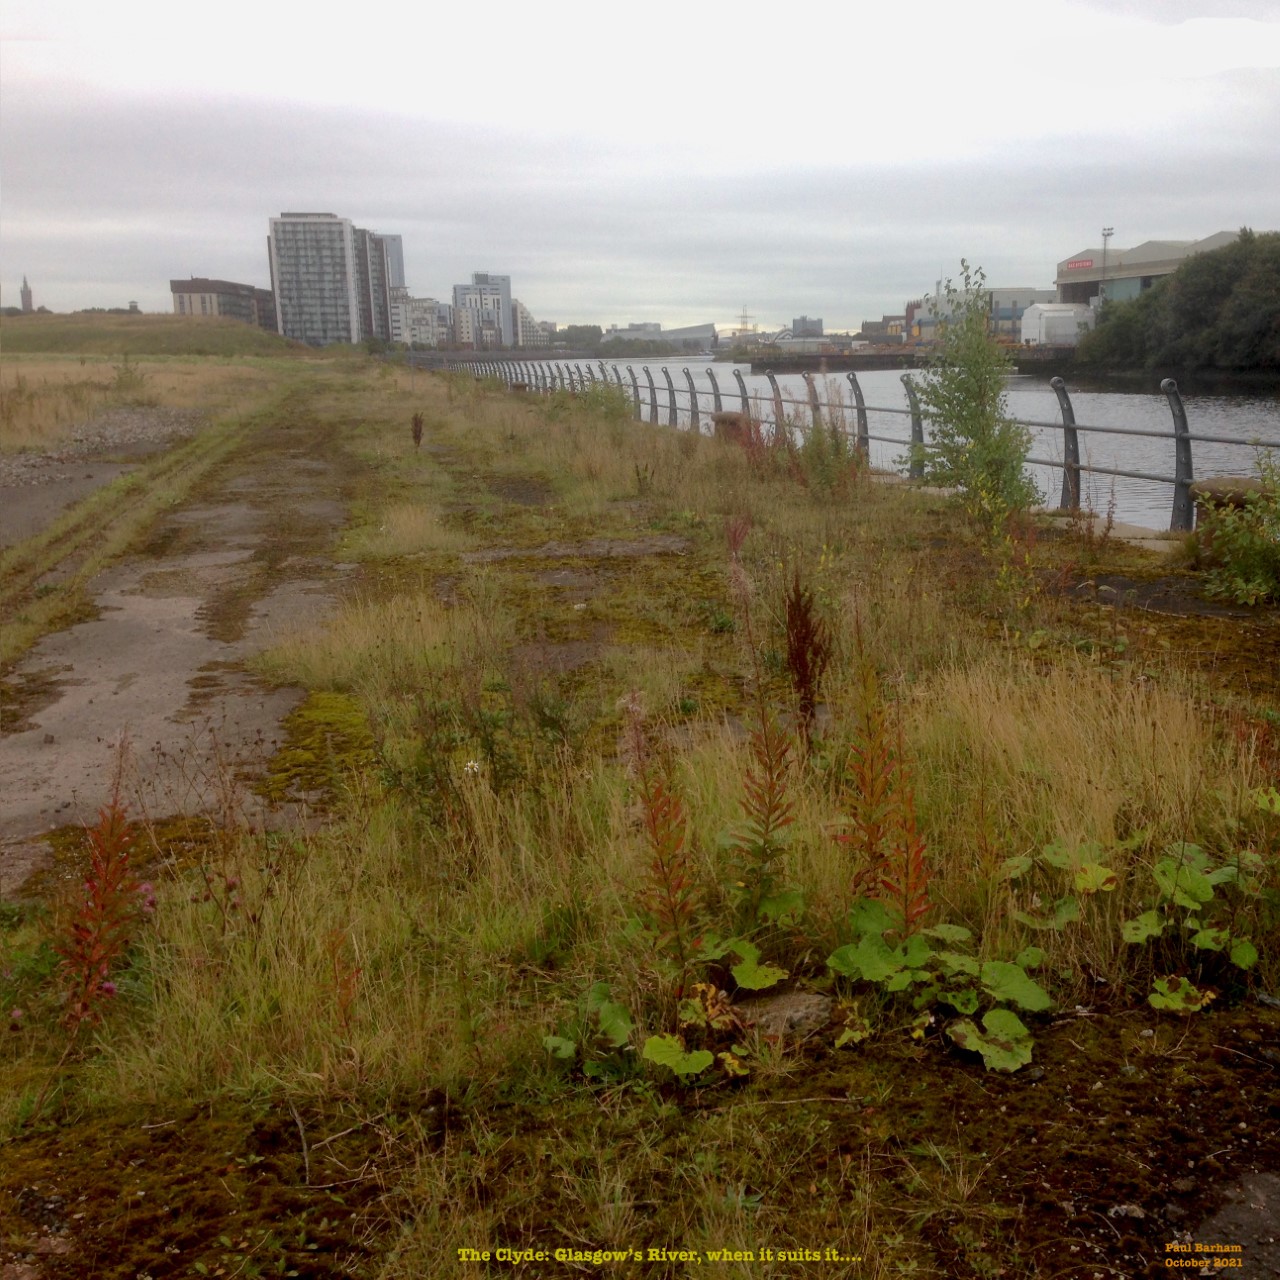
xmin=837 ymin=618 xmax=933 ymax=938
xmin=784 ymin=566 xmax=832 ymax=754
xmin=623 ymin=695 xmax=703 ymax=993
xmin=31 ymin=782 xmax=152 ymax=1122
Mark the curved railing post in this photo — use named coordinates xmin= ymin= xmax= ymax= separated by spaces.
xmin=802 ymin=371 xmax=823 ymax=432
xmin=901 ymin=375 xmax=924 ymax=480
xmin=706 ymin=368 xmax=727 ymax=412
xmin=847 ymin=372 xmax=869 ymax=459
xmin=1050 ymin=376 xmax=1081 ymax=511
xmin=1163 ymin=378 xmax=1194 ymax=532
xmin=683 ymin=368 xmax=700 ymax=433
xmin=732 ymin=369 xmax=750 ymax=417
xmin=662 ymin=367 xmax=678 ymax=427
xmin=764 ymin=371 xmax=786 ymax=432
xmin=643 ymin=366 xmax=659 ymax=424
xmin=611 ymin=364 xmax=624 ymax=388
xmin=627 ymin=366 xmax=642 ymax=420
xmin=575 ymin=362 xmax=589 ymax=388
xmin=598 ymin=361 xmax=609 ymax=383
xmin=706 ymin=367 xmax=723 ymax=413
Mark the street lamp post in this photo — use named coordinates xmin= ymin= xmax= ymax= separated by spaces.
xmin=1101 ymin=227 xmax=1114 ymax=306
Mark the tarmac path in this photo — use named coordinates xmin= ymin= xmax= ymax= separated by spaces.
xmin=0 ymin=406 xmax=353 ymax=894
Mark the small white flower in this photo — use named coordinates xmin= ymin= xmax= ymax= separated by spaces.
xmin=463 ymin=760 xmax=481 ymax=777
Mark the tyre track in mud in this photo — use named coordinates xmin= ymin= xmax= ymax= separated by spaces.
xmin=0 ymin=400 xmax=356 ymax=893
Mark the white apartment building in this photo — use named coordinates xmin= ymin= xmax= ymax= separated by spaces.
xmin=453 ymin=273 xmax=513 ymax=347
xmin=389 ymin=288 xmax=454 ymax=347
xmin=454 ymin=306 xmax=502 ymax=349
xmin=513 ymin=299 xmax=551 ymax=349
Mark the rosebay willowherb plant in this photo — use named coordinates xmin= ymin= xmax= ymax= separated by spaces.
xmin=55 ymin=789 xmax=151 ymax=1029
xmin=783 ymin=566 xmax=832 ymax=754
xmin=31 ymin=782 xmax=154 ymax=1121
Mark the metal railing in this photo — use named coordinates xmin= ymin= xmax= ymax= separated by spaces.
xmin=443 ymin=358 xmax=1280 ymax=533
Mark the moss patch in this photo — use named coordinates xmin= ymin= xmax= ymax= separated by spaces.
xmin=259 ymin=690 xmax=376 ymax=804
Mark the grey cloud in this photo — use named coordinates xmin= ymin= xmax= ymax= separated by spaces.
xmin=4 ymin=78 xmax=1279 ymax=326
xmin=1071 ymin=0 xmax=1280 ymax=21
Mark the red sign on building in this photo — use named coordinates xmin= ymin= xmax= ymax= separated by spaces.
xmin=1065 ymin=258 xmax=1095 ymax=270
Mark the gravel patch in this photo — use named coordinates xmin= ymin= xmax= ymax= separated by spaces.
xmin=0 ymin=407 xmax=209 ymax=488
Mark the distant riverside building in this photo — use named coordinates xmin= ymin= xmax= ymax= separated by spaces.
xmin=909 ymin=288 xmax=1053 ymax=342
xmin=20 ymin=276 xmax=33 ymax=312
xmin=1056 ymin=231 xmax=1239 ymax=305
xmin=987 ymin=288 xmax=1056 ymax=340
xmin=390 ymin=287 xmax=453 ymax=347
xmin=268 ymin=213 xmax=361 ymax=345
xmin=601 ymin=322 xmax=717 ymax=350
xmin=381 ymin=235 xmax=405 ymax=290
xmin=513 ymin=299 xmax=550 ymax=349
xmin=453 ymin=273 xmax=513 ymax=347
xmin=353 ymin=228 xmax=394 ymax=343
xmin=1021 ymin=303 xmax=1095 ymax=346
xmin=267 ymin=212 xmax=401 ymax=346
xmin=170 ymin=278 xmax=276 ymax=329
xmin=602 ymin=322 xmax=662 ymax=342
xmin=792 ymin=315 xmax=823 ymax=338
xmin=860 ymin=315 xmax=907 ymax=342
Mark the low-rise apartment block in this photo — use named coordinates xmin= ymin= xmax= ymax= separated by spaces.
xmin=171 ymin=277 xmax=276 ymax=329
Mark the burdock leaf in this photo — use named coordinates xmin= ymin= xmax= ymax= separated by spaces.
xmin=543 ymin=1035 xmax=577 ymax=1061
xmin=731 ymin=957 xmax=788 ymax=991
xmin=980 ymin=961 xmax=1052 ymax=1011
xmin=642 ymin=1035 xmax=714 ymax=1078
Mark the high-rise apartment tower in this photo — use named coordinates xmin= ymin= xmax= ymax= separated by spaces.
xmin=267 ymin=213 xmax=397 ymax=346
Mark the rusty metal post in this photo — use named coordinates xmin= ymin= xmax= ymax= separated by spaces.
xmin=1163 ymin=378 xmax=1195 ymax=532
xmin=765 ymin=371 xmax=786 ymax=432
xmin=901 ymin=375 xmax=924 ymax=480
xmin=1050 ymin=376 xmax=1081 ymax=511
xmin=802 ymin=371 xmax=823 ymax=432
xmin=732 ymin=369 xmax=750 ymax=417
xmin=847 ymin=372 xmax=869 ymax=459
xmin=627 ymin=366 xmax=642 ymax=419
xmin=644 ymin=367 xmax=659 ymax=424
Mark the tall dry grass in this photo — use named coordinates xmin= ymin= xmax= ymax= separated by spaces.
xmin=0 ymin=354 xmax=292 ymax=452
xmin=4 ymin=362 xmax=1275 ymax=1270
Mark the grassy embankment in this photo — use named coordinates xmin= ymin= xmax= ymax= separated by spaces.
xmin=1 ymin=347 xmax=1278 ymax=1277
xmin=0 ymin=313 xmax=325 ymax=455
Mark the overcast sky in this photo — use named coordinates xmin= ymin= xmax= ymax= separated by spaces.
xmin=3 ymin=0 xmax=1279 ymax=332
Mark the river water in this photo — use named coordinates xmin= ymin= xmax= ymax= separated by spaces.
xmin=583 ymin=361 xmax=1280 ymax=530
